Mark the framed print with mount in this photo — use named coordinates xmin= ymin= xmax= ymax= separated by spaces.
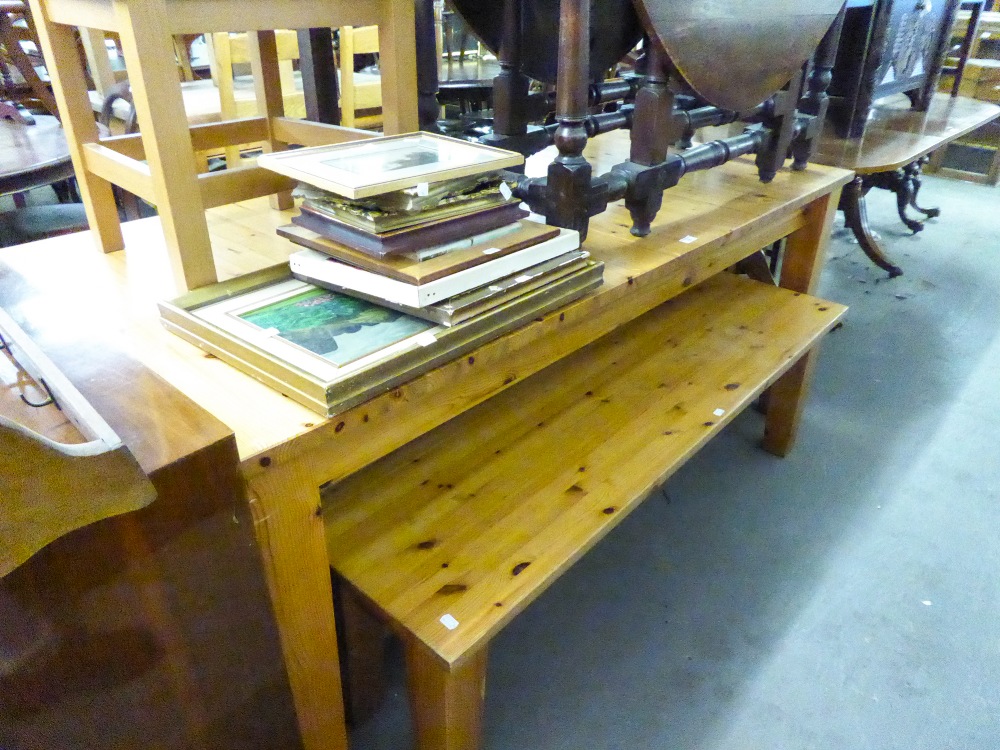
xmin=158 ymin=264 xmax=600 ymax=417
xmin=256 ymin=132 xmax=524 ymax=199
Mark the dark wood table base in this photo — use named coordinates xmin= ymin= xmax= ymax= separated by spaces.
xmin=839 ymin=155 xmax=941 ymax=278
xmin=813 ymin=94 xmax=1000 ymax=277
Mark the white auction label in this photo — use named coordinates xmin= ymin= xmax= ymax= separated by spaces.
xmin=416 ymin=331 xmax=437 ymax=347
xmin=440 ymin=614 xmax=460 ymax=630
xmin=499 ymin=181 xmax=513 ymax=200
xmin=679 ymin=235 xmax=698 ymax=244
xmin=416 ymin=182 xmax=430 ymax=196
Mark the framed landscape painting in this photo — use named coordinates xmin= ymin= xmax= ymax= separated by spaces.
xmin=202 ymin=279 xmax=436 ymax=378
xmin=158 ymin=264 xmax=600 ymax=417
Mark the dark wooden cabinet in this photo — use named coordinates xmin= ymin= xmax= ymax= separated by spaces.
xmin=829 ymin=0 xmax=961 ymax=137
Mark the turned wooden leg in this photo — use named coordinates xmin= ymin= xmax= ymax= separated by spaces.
xmin=405 ymin=640 xmax=489 ymax=750
xmin=840 ymin=176 xmax=903 ymax=278
xmin=334 ymin=579 xmax=391 ymax=726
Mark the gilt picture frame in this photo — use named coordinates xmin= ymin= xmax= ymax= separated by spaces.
xmin=158 ymin=264 xmax=600 ymax=417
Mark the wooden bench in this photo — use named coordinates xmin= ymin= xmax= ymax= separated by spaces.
xmin=323 ymin=271 xmax=846 ymax=750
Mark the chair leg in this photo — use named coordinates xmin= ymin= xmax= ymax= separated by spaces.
xmin=28 ymin=14 xmax=123 ymax=253
xmin=405 ymin=638 xmax=488 ymax=750
xmin=247 ymin=30 xmax=293 ymax=210
xmin=113 ymin=0 xmax=217 ymax=290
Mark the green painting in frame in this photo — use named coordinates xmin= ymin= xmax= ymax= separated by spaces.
xmin=238 ymin=286 xmax=433 ymax=368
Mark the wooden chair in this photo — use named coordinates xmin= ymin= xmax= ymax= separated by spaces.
xmin=77 ymin=27 xmax=123 ymax=99
xmin=207 ymin=29 xmax=305 ymax=168
xmin=339 ymin=24 xmax=382 ymax=129
xmin=0 ymin=0 xmax=57 ymax=117
xmin=26 ymin=0 xmax=418 ymax=294
xmin=940 ymin=0 xmax=987 ymax=96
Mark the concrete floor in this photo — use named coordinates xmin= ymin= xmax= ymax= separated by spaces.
xmin=349 ymin=171 xmax=1000 ymax=750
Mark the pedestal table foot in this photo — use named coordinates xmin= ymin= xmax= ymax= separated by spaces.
xmin=894 ymin=175 xmax=925 ymax=234
xmin=841 ymin=177 xmax=903 ymax=277
xmin=906 ymin=157 xmax=940 ymax=219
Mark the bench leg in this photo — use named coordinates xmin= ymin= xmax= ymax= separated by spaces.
xmin=405 ymin=639 xmax=488 ymax=750
xmin=334 ymin=579 xmax=391 ymax=725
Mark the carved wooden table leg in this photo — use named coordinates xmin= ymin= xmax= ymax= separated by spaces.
xmin=892 ymin=169 xmax=925 ymax=233
xmin=840 ymin=176 xmax=904 ymax=278
xmin=864 ymin=168 xmax=923 ymax=233
xmin=906 ymin=156 xmax=941 ymax=220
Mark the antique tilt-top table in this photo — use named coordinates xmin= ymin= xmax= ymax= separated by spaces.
xmin=812 ymin=92 xmax=1000 ymax=276
xmin=0 ymin=132 xmax=852 ymax=749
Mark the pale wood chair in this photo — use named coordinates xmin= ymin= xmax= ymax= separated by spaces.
xmin=207 ymin=29 xmax=306 ymax=168
xmin=80 ymin=29 xmax=198 ymax=109
xmin=339 ymin=24 xmax=382 ymax=129
xmin=77 ymin=26 xmax=123 ymax=98
xmin=26 ymin=0 xmax=418 ymax=294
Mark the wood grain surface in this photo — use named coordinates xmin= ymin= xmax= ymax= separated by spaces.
xmin=323 ymin=272 xmax=846 ymax=667
xmin=0 ymin=134 xmax=852 ymax=472
xmin=814 ymin=93 xmax=1000 ymax=173
xmin=633 ymin=0 xmax=844 ymax=112
xmin=0 ymin=129 xmax=850 ymax=750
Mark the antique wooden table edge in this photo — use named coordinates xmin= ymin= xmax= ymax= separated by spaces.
xmin=0 ymin=114 xmax=75 ymax=197
xmin=0 ymin=157 xmax=851 ymax=750
xmin=813 ymin=93 xmax=1000 ymax=277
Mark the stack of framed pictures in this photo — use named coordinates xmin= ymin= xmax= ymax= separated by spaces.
xmin=260 ymin=132 xmax=528 ymax=256
xmin=159 ymin=133 xmax=603 ymax=417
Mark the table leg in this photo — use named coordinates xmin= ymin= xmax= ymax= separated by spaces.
xmin=245 ymin=461 xmax=349 ymax=750
xmin=905 ymin=157 xmax=941 ymax=219
xmin=762 ymin=350 xmax=820 ymax=457
xmin=867 ymin=161 xmax=941 ymax=234
xmin=840 ymin=176 xmax=904 ymax=278
xmin=762 ymin=186 xmax=841 ymax=455
xmin=891 ymin=169 xmax=925 ymax=234
xmin=334 ymin=579 xmax=390 ymax=725
xmin=778 ymin=187 xmax=840 ymax=296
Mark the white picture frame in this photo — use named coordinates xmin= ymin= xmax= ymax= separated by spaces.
xmin=256 ymin=132 xmax=524 ymax=199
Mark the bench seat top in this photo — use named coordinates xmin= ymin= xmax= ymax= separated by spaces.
xmin=323 ymin=272 xmax=845 ymax=669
